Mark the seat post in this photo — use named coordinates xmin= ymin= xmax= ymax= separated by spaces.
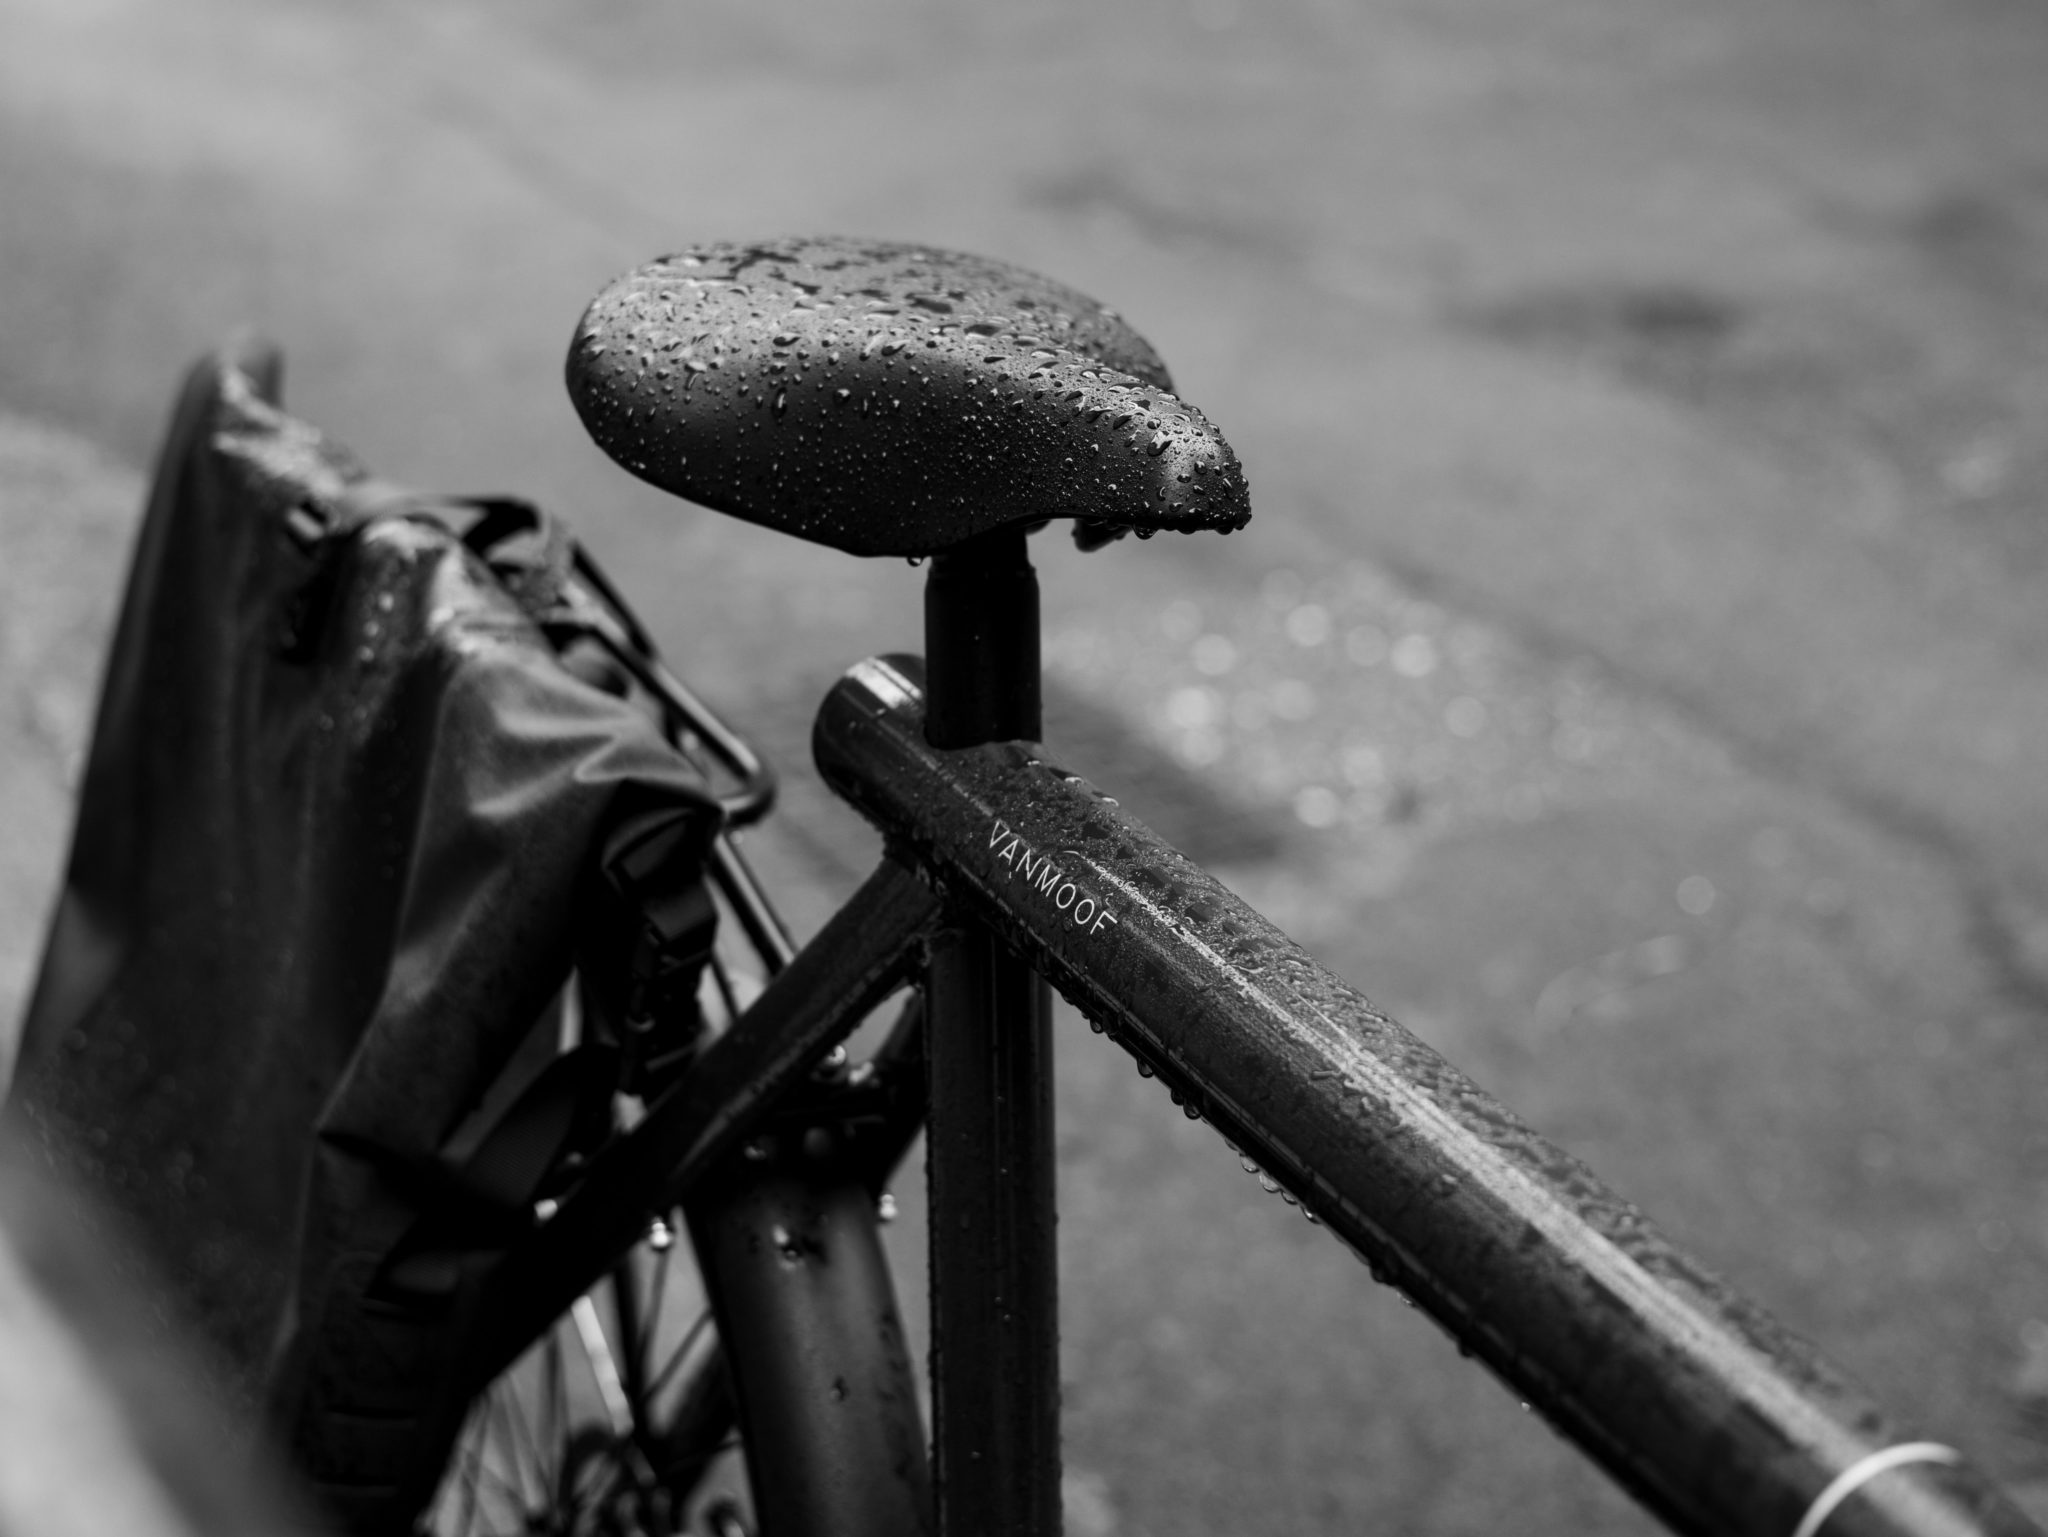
xmin=923 ymin=526 xmax=1041 ymax=748
xmin=922 ymin=525 xmax=1061 ymax=1537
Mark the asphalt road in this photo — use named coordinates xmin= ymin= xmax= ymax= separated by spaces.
xmin=4 ymin=0 xmax=2048 ymax=1531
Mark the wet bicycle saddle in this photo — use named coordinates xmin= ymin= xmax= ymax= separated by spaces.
xmin=565 ymin=236 xmax=1251 ymax=556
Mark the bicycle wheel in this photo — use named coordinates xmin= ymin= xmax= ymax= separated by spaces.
xmin=424 ymin=1214 xmax=747 ymax=1537
xmin=414 ymin=974 xmax=751 ymax=1537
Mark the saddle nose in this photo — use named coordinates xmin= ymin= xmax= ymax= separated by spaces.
xmin=565 ymin=237 xmax=1251 ymax=557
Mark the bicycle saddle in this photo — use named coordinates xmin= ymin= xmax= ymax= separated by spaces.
xmin=566 ymin=237 xmax=1251 ymax=556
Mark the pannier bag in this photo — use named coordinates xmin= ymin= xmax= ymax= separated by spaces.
xmin=8 ymin=345 xmax=722 ymax=1532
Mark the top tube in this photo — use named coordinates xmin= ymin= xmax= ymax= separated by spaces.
xmin=815 ymin=652 xmax=2042 ymax=1537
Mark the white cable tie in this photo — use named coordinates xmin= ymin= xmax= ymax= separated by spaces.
xmin=1790 ymin=1441 xmax=1961 ymax=1537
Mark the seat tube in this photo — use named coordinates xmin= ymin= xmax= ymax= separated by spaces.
xmin=923 ymin=526 xmax=1061 ymax=1536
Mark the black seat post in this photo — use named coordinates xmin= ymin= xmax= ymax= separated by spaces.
xmin=923 ymin=525 xmax=1041 ymax=748
xmin=922 ymin=525 xmax=1061 ymax=1537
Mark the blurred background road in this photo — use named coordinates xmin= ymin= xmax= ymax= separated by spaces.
xmin=5 ymin=0 xmax=2048 ymax=1530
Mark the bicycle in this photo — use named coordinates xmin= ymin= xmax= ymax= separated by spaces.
xmin=13 ymin=236 xmax=2044 ymax=1537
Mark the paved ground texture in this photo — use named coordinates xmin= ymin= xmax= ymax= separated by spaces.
xmin=5 ymin=0 xmax=2048 ymax=1531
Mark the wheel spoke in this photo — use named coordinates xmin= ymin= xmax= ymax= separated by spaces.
xmin=571 ymin=1294 xmax=635 ymax=1437
xmin=637 ymin=1236 xmax=673 ymax=1376
xmin=647 ymin=1308 xmax=714 ymax=1402
xmin=495 ymin=1367 xmax=547 ymax=1513
xmin=455 ymin=1391 xmax=538 ymax=1532
xmin=539 ymin=1330 xmax=564 ymax=1509
xmin=447 ymin=1404 xmax=487 ymax=1537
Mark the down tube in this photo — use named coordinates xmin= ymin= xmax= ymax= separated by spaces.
xmin=813 ymin=653 xmax=2040 ymax=1537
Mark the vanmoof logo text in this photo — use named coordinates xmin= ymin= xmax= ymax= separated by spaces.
xmin=987 ymin=818 xmax=1120 ymax=935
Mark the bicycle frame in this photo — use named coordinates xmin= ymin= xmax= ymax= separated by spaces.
xmin=457 ymin=533 xmax=2036 ymax=1537
xmin=814 ymin=651 xmax=2034 ymax=1537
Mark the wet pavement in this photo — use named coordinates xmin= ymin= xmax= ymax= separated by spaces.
xmin=5 ymin=0 xmax=2048 ymax=1530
